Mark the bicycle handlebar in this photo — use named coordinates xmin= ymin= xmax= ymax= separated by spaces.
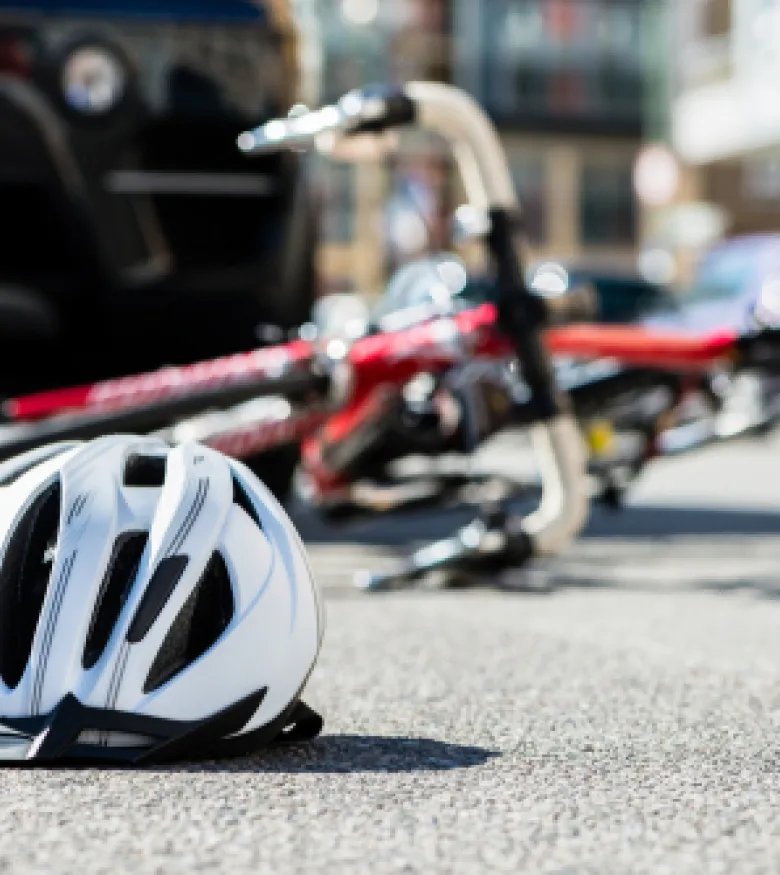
xmin=238 ymin=84 xmax=416 ymax=155
xmin=238 ymin=83 xmax=516 ymax=211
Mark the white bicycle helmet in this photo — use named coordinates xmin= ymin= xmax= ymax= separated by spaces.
xmin=0 ymin=435 xmax=324 ymax=764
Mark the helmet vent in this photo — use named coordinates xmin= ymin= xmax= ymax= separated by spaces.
xmin=143 ymin=551 xmax=234 ymax=694
xmin=83 ymin=532 xmax=148 ymax=670
xmin=232 ymin=476 xmax=261 ymax=528
xmin=0 ymin=445 xmax=73 ymax=487
xmin=0 ymin=480 xmax=61 ymax=689
xmin=124 ymin=454 xmax=167 ymax=488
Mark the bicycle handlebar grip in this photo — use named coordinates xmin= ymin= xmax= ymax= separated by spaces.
xmin=341 ymin=84 xmax=416 ymax=135
xmin=238 ymin=85 xmax=417 ymax=155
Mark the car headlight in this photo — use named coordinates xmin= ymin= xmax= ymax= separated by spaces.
xmin=62 ymin=46 xmax=126 ymax=115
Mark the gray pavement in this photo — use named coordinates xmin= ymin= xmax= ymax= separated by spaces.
xmin=3 ymin=433 xmax=780 ymax=873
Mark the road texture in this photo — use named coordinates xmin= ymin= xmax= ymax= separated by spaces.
xmin=2 ymin=432 xmax=780 ymax=873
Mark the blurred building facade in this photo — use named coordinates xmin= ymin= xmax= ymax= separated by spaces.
xmin=670 ymin=0 xmax=780 ymax=244
xmin=300 ymin=0 xmax=653 ymax=297
xmin=454 ymin=0 xmax=647 ymax=272
xmin=292 ymin=0 xmax=449 ymax=295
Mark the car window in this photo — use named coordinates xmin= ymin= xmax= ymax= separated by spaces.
xmin=599 ymin=282 xmax=658 ymax=323
xmin=568 ymin=274 xmax=668 ymax=324
xmin=683 ymin=246 xmax=761 ymax=303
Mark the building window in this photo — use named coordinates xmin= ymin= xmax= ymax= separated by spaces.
xmin=598 ymin=63 xmax=643 ymax=114
xmin=511 ymin=157 xmax=547 ymax=244
xmin=542 ymin=0 xmax=591 ymax=45
xmin=547 ymin=70 xmax=588 ymax=114
xmin=702 ymin=0 xmax=731 ymax=37
xmin=598 ymin=1 xmax=640 ymax=56
xmin=743 ymin=154 xmax=780 ymax=207
xmin=579 ymin=162 xmax=636 ymax=245
xmin=471 ymin=0 xmax=644 ymax=126
xmin=319 ymin=161 xmax=356 ymax=245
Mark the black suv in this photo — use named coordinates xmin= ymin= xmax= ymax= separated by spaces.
xmin=0 ymin=0 xmax=316 ymax=394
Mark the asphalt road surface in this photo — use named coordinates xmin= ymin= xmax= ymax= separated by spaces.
xmin=3 ymin=432 xmax=780 ymax=873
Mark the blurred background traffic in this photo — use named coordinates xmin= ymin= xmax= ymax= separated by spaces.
xmin=0 ymin=0 xmax=777 ymax=391
xmin=303 ymin=0 xmax=775 ymax=305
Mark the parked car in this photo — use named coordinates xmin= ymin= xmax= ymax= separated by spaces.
xmin=541 ymin=264 xmax=673 ymax=325
xmin=546 ymin=250 xmax=780 ymax=444
xmin=643 ymin=234 xmax=780 ymax=437
xmin=645 ymin=234 xmax=780 ymax=334
xmin=0 ymin=0 xmax=317 ymax=394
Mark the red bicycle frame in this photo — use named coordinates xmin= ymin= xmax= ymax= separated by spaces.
xmin=1 ymin=302 xmax=740 ymax=465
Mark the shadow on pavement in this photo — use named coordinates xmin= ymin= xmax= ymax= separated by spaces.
xmin=293 ymin=499 xmax=780 ymax=547
xmin=294 ymin=497 xmax=780 ymax=599
xmin=175 ymin=736 xmax=498 ymax=774
xmin=291 ymin=501 xmax=476 ymax=547
xmin=583 ymin=505 xmax=780 ymax=539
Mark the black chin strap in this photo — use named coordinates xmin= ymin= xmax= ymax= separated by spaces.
xmin=271 ymin=700 xmax=323 ymax=746
xmin=0 ymin=691 xmax=324 ymax=764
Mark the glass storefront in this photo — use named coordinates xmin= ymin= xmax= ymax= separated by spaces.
xmin=454 ymin=0 xmax=644 ymax=131
xmin=308 ymin=0 xmax=645 ymax=294
xmin=580 ymin=161 xmax=637 ymax=245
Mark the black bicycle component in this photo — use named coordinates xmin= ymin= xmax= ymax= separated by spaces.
xmin=238 ymin=84 xmax=416 ymax=156
xmin=490 ymin=208 xmax=565 ymax=422
xmin=345 ymin=85 xmax=417 ymax=136
xmin=354 ymin=505 xmax=533 ymax=592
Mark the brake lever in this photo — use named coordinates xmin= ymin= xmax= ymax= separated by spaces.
xmin=353 ymin=505 xmax=532 ymax=592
